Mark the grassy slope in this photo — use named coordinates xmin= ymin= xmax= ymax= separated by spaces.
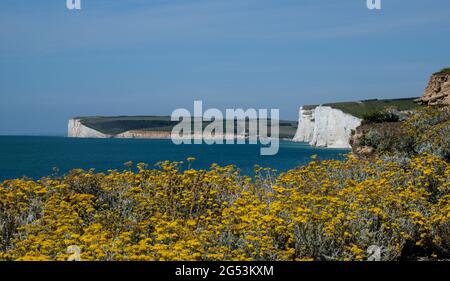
xmin=303 ymin=97 xmax=421 ymax=119
xmin=77 ymin=116 xmax=177 ymax=135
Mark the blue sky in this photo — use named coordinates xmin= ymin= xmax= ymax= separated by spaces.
xmin=0 ymin=0 xmax=449 ymax=135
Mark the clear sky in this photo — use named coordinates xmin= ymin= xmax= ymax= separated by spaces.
xmin=1 ymin=0 xmax=449 ymax=135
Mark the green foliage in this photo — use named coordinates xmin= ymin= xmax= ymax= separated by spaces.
xmin=359 ymin=107 xmax=450 ymax=161
xmin=434 ymin=67 xmax=450 ymax=75
xmin=362 ymin=111 xmax=400 ymax=125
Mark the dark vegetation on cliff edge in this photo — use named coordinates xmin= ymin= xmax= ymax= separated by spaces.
xmin=361 ymin=111 xmax=400 ymax=125
xmin=434 ymin=67 xmax=450 ymax=75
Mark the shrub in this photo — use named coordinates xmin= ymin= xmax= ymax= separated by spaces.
xmin=1 ymin=153 xmax=449 ymax=261
xmin=362 ymin=111 xmax=399 ymax=125
xmin=358 ymin=107 xmax=450 ymax=160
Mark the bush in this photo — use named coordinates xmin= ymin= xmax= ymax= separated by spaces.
xmin=359 ymin=107 xmax=450 ymax=161
xmin=1 ymin=154 xmax=449 ymax=261
xmin=362 ymin=111 xmax=400 ymax=125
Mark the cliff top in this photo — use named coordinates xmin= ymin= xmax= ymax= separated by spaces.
xmin=433 ymin=67 xmax=450 ymax=75
xmin=304 ymin=97 xmax=420 ymax=119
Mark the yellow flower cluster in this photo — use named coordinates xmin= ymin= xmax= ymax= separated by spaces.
xmin=0 ymin=154 xmax=449 ymax=261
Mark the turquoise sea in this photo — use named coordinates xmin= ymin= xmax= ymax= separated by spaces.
xmin=0 ymin=136 xmax=349 ymax=181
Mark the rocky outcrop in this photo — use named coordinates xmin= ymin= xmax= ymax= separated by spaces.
xmin=293 ymin=106 xmax=361 ymax=148
xmin=416 ymin=69 xmax=450 ymax=106
xmin=68 ymin=119 xmax=111 ymax=138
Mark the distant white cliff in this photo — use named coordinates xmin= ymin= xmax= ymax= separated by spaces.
xmin=68 ymin=119 xmax=110 ymax=138
xmin=293 ymin=106 xmax=361 ymax=148
xmin=68 ymin=118 xmax=248 ymax=140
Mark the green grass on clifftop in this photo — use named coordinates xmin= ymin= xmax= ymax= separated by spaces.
xmin=77 ymin=116 xmax=177 ymax=135
xmin=434 ymin=67 xmax=450 ymax=75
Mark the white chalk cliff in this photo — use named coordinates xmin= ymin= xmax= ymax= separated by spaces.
xmin=293 ymin=106 xmax=361 ymax=148
xmin=68 ymin=119 xmax=110 ymax=138
xmin=68 ymin=118 xmax=248 ymax=140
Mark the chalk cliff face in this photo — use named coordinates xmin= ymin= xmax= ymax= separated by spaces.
xmin=293 ymin=106 xmax=361 ymax=148
xmin=68 ymin=119 xmax=111 ymax=138
xmin=293 ymin=107 xmax=315 ymax=143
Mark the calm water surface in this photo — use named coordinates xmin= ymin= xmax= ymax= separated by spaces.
xmin=0 ymin=136 xmax=350 ymax=181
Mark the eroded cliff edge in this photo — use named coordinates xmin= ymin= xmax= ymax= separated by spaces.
xmin=293 ymin=106 xmax=361 ymax=148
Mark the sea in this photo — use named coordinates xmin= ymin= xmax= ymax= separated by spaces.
xmin=0 ymin=136 xmax=350 ymax=181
